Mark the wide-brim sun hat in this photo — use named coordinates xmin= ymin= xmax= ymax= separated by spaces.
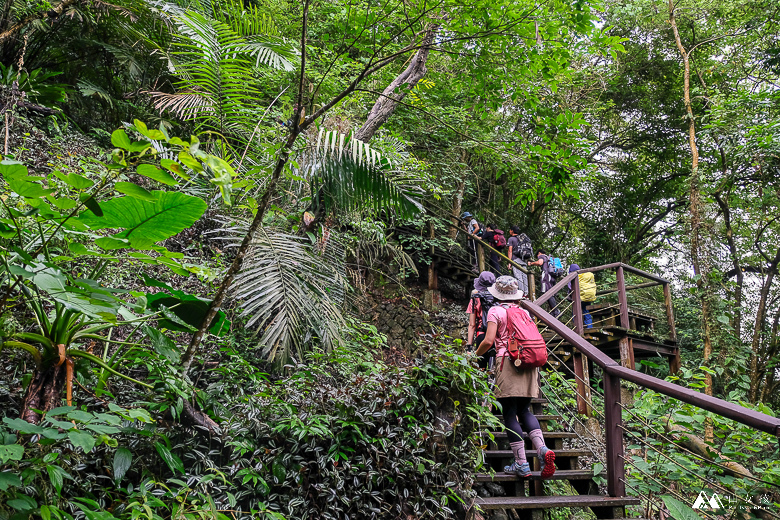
xmin=474 ymin=271 xmax=496 ymax=291
xmin=488 ymin=275 xmax=523 ymax=300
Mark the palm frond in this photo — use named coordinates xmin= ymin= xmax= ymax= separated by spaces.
xmin=222 ymin=226 xmax=348 ymax=365
xmin=148 ymin=90 xmax=214 ymax=119
xmin=312 ymin=157 xmax=423 ymax=219
xmin=242 ymin=36 xmax=297 ymax=71
xmin=295 ymin=128 xmax=424 ymax=219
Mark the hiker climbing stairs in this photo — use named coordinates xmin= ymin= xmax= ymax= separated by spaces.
xmin=467 ymin=297 xmax=780 ymax=519
xmin=474 ymin=398 xmax=641 ymax=519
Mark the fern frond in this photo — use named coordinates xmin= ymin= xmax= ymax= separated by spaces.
xmin=220 ymin=226 xmax=347 ymax=365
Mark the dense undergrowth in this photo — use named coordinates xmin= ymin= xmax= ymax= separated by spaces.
xmin=0 ymin=320 xmax=497 ymax=520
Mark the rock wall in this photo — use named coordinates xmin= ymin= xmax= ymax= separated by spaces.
xmin=363 ymin=285 xmax=469 ymax=349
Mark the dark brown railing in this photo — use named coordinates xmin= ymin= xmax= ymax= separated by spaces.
xmin=519 ymin=298 xmax=780 ymax=499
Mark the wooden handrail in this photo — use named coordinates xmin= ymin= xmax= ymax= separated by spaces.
xmin=520 ymin=299 xmax=780 ymax=497
xmin=521 ymin=300 xmax=780 ymax=437
xmin=442 ymin=219 xmax=531 ymax=275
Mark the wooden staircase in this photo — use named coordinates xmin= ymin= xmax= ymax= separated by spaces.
xmin=473 ymin=398 xmax=640 ymax=519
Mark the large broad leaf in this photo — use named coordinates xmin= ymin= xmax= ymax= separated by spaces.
xmin=78 ymin=191 xmax=207 ymax=250
xmin=143 ymin=275 xmax=229 ymax=335
xmin=9 ymin=262 xmax=121 ymax=321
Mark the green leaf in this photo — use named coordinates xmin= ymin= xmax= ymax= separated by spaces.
xmin=0 ymin=222 xmax=17 ymax=238
xmin=154 ymin=442 xmax=184 ymax=474
xmin=80 ymin=195 xmax=103 ymax=217
xmin=11 ymin=262 xmax=121 ymax=319
xmin=112 ymin=447 xmax=132 ymax=482
xmin=143 ymin=275 xmax=230 ymax=335
xmin=53 ymin=170 xmax=94 ymax=190
xmin=46 ymin=464 xmax=71 ymax=495
xmin=67 ymin=410 xmax=94 ymax=423
xmin=0 ymin=444 xmax=23 ymax=463
xmin=111 ymin=129 xmax=132 ymax=150
xmin=137 ymin=164 xmax=177 ymax=186
xmin=272 ymin=461 xmax=286 ymax=482
xmin=114 ymin=182 xmax=158 ymax=202
xmin=205 ymin=155 xmax=234 ymax=205
xmin=0 ymin=471 xmax=22 ymax=491
xmin=78 ymin=192 xmax=207 ymax=249
xmin=7 ymin=494 xmax=36 ymax=511
xmin=144 ymin=327 xmax=180 ymax=363
xmin=68 ymin=430 xmax=97 ymax=453
xmin=160 ymin=159 xmax=185 ymax=176
xmin=95 ymin=237 xmax=131 ymax=250
xmin=3 ymin=417 xmax=46 ymax=435
xmin=662 ymin=495 xmax=701 ymax=520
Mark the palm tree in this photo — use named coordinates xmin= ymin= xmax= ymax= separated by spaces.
xmin=145 ymin=0 xmax=298 ymax=144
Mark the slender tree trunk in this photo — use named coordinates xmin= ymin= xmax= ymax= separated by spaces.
xmin=714 ymin=190 xmax=742 ymax=338
xmin=181 ymin=0 xmax=311 ymax=372
xmin=353 ymin=24 xmax=439 ymax=142
xmin=748 ymin=250 xmax=780 ymax=403
xmin=760 ymin=311 xmax=780 ymax=402
xmin=669 ymin=3 xmax=715 ymax=439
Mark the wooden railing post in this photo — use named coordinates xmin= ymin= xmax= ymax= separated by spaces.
xmin=529 ymin=270 xmax=536 ymax=301
xmin=616 ymin=266 xmax=635 ymax=369
xmin=604 ymin=371 xmax=626 ymax=497
xmin=664 ymin=282 xmax=680 ymax=373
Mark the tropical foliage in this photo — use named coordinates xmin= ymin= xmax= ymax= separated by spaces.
xmin=0 ymin=0 xmax=779 ymax=516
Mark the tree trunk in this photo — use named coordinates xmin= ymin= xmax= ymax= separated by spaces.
xmin=20 ymin=364 xmax=66 ymax=424
xmin=449 ymin=179 xmax=465 ymax=239
xmin=669 ymin=2 xmax=715 ymax=439
xmin=748 ymin=251 xmax=779 ymax=403
xmin=714 ymin=191 xmax=742 ymax=338
xmin=353 ymin=25 xmax=439 ymax=142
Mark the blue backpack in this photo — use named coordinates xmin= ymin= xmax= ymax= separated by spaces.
xmin=548 ymin=256 xmax=566 ymax=278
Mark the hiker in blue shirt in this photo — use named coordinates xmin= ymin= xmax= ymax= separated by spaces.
xmin=527 ymin=249 xmax=562 ymax=318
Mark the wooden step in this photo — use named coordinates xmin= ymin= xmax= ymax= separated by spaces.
xmin=483 ymin=431 xmax=578 ymax=440
xmin=483 ymin=449 xmax=591 ymax=459
xmin=475 ymin=469 xmax=593 ymax=482
xmin=490 ymin=414 xmax=561 ymax=422
xmin=475 ymin=494 xmax=641 ymax=510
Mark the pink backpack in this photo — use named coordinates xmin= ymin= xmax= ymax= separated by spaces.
xmin=503 ymin=305 xmax=548 ymax=370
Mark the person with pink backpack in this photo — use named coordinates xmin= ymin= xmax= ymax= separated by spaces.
xmin=474 ymin=276 xmax=556 ymax=479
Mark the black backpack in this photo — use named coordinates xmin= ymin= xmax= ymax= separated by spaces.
xmin=517 ymin=233 xmax=533 ymax=261
xmin=471 ymin=291 xmax=497 ymax=332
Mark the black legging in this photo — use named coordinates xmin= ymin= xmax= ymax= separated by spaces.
xmin=498 ymin=396 xmax=541 ymax=443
